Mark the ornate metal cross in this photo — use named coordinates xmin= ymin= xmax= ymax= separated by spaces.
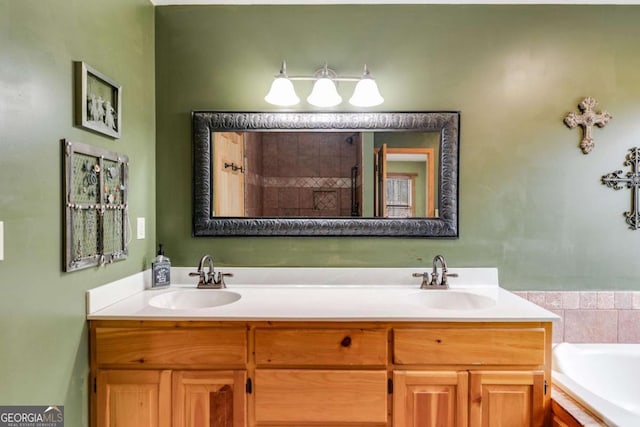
xmin=602 ymin=147 xmax=640 ymax=230
xmin=564 ymin=97 xmax=612 ymax=154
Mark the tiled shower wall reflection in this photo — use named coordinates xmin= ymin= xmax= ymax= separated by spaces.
xmin=513 ymin=291 xmax=640 ymax=343
xmin=244 ymin=132 xmax=360 ymax=217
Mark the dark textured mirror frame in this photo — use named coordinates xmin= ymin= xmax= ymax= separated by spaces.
xmin=192 ymin=111 xmax=460 ymax=237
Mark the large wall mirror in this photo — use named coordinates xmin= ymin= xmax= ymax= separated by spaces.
xmin=193 ymin=111 xmax=459 ymax=237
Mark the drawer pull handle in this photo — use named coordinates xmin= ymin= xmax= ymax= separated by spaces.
xmin=340 ymin=336 xmax=352 ymax=347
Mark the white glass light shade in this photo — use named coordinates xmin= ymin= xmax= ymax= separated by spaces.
xmin=349 ymin=78 xmax=384 ymax=107
xmin=307 ymin=78 xmax=342 ymax=107
xmin=264 ymin=77 xmax=300 ymax=106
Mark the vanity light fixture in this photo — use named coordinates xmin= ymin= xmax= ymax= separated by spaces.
xmin=264 ymin=61 xmax=384 ymax=108
xmin=264 ymin=62 xmax=300 ymax=107
xmin=306 ymin=65 xmax=342 ymax=107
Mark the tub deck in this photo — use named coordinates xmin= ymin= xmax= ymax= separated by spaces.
xmin=552 ymin=343 xmax=640 ymax=427
xmin=552 ymin=387 xmax=607 ymax=426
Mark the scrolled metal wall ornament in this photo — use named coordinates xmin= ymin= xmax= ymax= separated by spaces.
xmin=602 ymin=147 xmax=640 ymax=230
xmin=564 ymin=97 xmax=612 ymax=154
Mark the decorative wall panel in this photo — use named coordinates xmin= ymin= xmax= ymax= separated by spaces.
xmin=63 ymin=140 xmax=128 ymax=271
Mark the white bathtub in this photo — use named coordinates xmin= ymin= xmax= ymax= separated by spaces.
xmin=553 ymin=343 xmax=640 ymax=427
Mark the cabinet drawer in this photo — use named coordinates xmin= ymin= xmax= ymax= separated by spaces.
xmin=254 ymin=369 xmax=388 ymax=424
xmin=394 ymin=328 xmax=545 ymax=366
xmin=255 ymin=328 xmax=387 ymax=366
xmin=95 ymin=328 xmax=247 ymax=366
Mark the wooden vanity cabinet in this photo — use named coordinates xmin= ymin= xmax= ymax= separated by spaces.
xmin=90 ymin=321 xmax=551 ymax=427
xmin=393 ymin=326 xmax=550 ymax=427
xmin=90 ymin=323 xmax=248 ymax=427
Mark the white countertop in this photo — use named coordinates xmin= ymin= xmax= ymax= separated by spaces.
xmin=86 ymin=267 xmax=559 ymax=322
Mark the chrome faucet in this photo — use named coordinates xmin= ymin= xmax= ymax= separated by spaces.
xmin=413 ymin=254 xmax=458 ymax=289
xmin=189 ymin=255 xmax=233 ymax=289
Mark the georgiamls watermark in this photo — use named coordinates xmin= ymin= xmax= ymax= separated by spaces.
xmin=0 ymin=406 xmax=63 ymax=427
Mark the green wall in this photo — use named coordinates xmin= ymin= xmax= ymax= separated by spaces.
xmin=156 ymin=4 xmax=640 ymax=290
xmin=0 ymin=0 xmax=155 ymax=424
xmin=2 ymin=3 xmax=639 ymax=424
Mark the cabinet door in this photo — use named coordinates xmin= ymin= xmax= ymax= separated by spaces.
xmin=96 ymin=369 xmax=171 ymax=427
xmin=394 ymin=371 xmax=468 ymax=427
xmin=173 ymin=370 xmax=246 ymax=427
xmin=255 ymin=369 xmax=388 ymax=424
xmin=469 ymin=371 xmax=544 ymax=427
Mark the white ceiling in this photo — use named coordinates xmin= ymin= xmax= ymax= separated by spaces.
xmin=151 ymin=0 xmax=640 ymax=5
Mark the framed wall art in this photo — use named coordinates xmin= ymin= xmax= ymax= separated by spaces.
xmin=74 ymin=61 xmax=122 ymax=139
xmin=63 ymin=140 xmax=129 ymax=272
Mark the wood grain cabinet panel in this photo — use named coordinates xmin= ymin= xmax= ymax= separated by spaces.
xmin=551 ymin=414 xmax=573 ymax=427
xmin=255 ymin=328 xmax=387 ymax=366
xmin=173 ymin=370 xmax=246 ymax=427
xmin=469 ymin=371 xmax=545 ymax=427
xmin=95 ymin=328 xmax=247 ymax=367
xmin=394 ymin=371 xmax=469 ymax=427
xmin=394 ymin=328 xmax=545 ymax=366
xmin=254 ymin=369 xmax=388 ymax=424
xmin=550 ymin=399 xmax=585 ymax=427
xmin=90 ymin=321 xmax=551 ymax=426
xmin=96 ymin=369 xmax=171 ymax=427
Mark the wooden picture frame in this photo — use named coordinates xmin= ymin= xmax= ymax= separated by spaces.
xmin=75 ymin=61 xmax=122 ymax=139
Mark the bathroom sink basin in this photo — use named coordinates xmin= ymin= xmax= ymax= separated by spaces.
xmin=148 ymin=290 xmax=241 ymax=310
xmin=413 ymin=291 xmax=496 ymax=310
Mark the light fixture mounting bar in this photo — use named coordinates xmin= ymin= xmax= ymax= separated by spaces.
xmin=285 ymin=67 xmax=361 ymax=81
xmin=285 ymin=76 xmax=361 ymax=81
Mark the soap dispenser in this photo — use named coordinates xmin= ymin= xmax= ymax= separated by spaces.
xmin=151 ymin=244 xmax=171 ymax=289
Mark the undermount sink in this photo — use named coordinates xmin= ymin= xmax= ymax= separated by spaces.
xmin=413 ymin=291 xmax=496 ymax=310
xmin=149 ymin=290 xmax=241 ymax=310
